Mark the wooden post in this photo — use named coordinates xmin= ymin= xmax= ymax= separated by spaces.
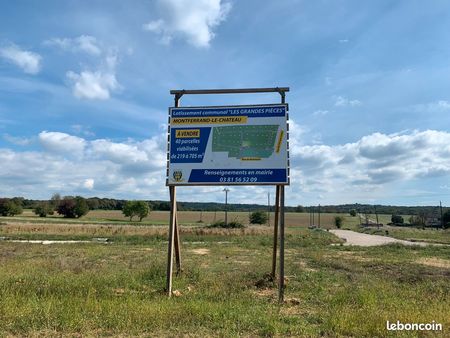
xmin=166 ymin=186 xmax=177 ymax=296
xmin=167 ymin=87 xmax=290 ymax=299
xmin=172 ymin=90 xmax=182 ymax=276
xmin=318 ymin=204 xmax=321 ymax=228
xmin=278 ymin=185 xmax=285 ymax=303
xmin=271 ymin=185 xmax=280 ymax=278
xmin=174 ymin=213 xmax=182 ymax=275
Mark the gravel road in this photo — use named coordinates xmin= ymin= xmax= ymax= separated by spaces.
xmin=329 ymin=229 xmax=440 ymax=247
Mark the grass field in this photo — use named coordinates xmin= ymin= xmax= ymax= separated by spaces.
xmin=0 ymin=209 xmax=344 ymax=228
xmin=0 ymin=212 xmax=449 ymax=336
xmin=3 ymin=209 xmax=449 ymax=245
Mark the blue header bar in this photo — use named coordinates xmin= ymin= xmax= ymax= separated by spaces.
xmin=171 ymin=104 xmax=287 ymax=118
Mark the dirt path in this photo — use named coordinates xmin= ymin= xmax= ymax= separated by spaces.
xmin=330 ymin=229 xmax=442 ymax=247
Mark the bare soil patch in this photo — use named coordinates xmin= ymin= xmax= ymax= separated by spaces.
xmin=416 ymin=257 xmax=450 ymax=269
xmin=190 ymin=248 xmax=210 ymax=255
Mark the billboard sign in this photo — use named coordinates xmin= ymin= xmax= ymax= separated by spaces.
xmin=167 ymin=104 xmax=289 ymax=185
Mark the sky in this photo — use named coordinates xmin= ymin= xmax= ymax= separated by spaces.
xmin=1 ymin=0 xmax=450 ymax=206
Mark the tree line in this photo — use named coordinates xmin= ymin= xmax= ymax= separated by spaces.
xmin=1 ymin=195 xmax=449 ymax=227
xmin=0 ymin=195 xmax=152 ymax=221
xmin=1 ymin=196 xmax=448 ymax=216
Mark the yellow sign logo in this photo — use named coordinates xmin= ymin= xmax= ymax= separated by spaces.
xmin=175 ymin=129 xmax=200 ymax=138
xmin=173 ymin=170 xmax=183 ymax=182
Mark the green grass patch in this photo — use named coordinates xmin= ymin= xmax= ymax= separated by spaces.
xmin=0 ymin=226 xmax=449 ymax=336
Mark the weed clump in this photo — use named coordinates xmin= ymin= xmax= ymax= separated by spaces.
xmin=208 ymin=220 xmax=245 ymax=229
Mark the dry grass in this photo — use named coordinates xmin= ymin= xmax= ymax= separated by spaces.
xmin=0 ymin=222 xmax=449 ymax=336
xmin=416 ymin=257 xmax=450 ymax=269
xmin=0 ymin=222 xmax=273 ymax=238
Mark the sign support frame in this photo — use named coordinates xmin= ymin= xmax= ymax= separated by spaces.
xmin=166 ymin=87 xmax=289 ymax=302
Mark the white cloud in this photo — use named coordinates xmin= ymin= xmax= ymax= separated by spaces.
xmin=2 ymin=129 xmax=450 ymax=204
xmin=143 ymin=0 xmax=232 ymax=47
xmin=66 ymin=70 xmax=118 ymax=100
xmin=66 ymin=55 xmax=119 ymax=100
xmin=0 ymin=45 xmax=42 ymax=74
xmin=71 ymin=124 xmax=95 ymax=137
xmin=0 ymin=131 xmax=168 ymax=199
xmin=39 ymin=131 xmax=86 ymax=156
xmin=339 ymin=39 xmax=349 ymax=43
xmin=288 ymin=119 xmax=307 ymax=151
xmin=44 ymin=35 xmax=102 ymax=55
xmin=3 ymin=134 xmax=33 ymax=146
xmin=83 ymin=178 xmax=95 ymax=190
xmin=412 ymin=100 xmax=450 ymax=113
xmin=334 ymin=95 xmax=361 ymax=107
xmin=291 ymin=130 xmax=450 ymax=197
xmin=312 ymin=110 xmax=329 ymax=116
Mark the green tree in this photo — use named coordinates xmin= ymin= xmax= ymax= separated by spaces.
xmin=122 ymin=201 xmax=136 ymax=221
xmin=56 ymin=196 xmax=89 ymax=218
xmin=57 ymin=197 xmax=76 ymax=218
xmin=86 ymin=198 xmax=100 ymax=210
xmin=334 ymin=216 xmax=344 ymax=229
xmin=442 ymin=210 xmax=450 ymax=229
xmin=409 ymin=215 xmax=426 ymax=226
xmin=249 ymin=211 xmax=268 ymax=225
xmin=391 ymin=214 xmax=404 ymax=224
xmin=122 ymin=201 xmax=150 ymax=221
xmin=0 ymin=198 xmax=23 ymax=216
xmin=135 ymin=201 xmax=150 ymax=221
xmin=50 ymin=193 xmax=61 ymax=209
xmin=295 ymin=205 xmax=305 ymax=213
xmin=33 ymin=202 xmax=54 ymax=217
xmin=74 ymin=196 xmax=89 ymax=218
xmin=349 ymin=209 xmax=357 ymax=217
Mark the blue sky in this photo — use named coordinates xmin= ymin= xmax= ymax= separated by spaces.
xmin=1 ymin=0 xmax=450 ymax=206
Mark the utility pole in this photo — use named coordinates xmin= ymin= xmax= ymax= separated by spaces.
xmin=375 ymin=205 xmax=379 ymax=229
xmin=312 ymin=206 xmax=315 ymax=226
xmin=440 ymin=201 xmax=443 ymax=229
xmin=309 ymin=207 xmax=311 ymax=227
xmin=267 ymin=192 xmax=271 ymax=227
xmin=318 ymin=204 xmax=321 ymax=228
xmin=223 ymin=188 xmax=230 ymax=226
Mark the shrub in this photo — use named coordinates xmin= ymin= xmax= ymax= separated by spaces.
xmin=409 ymin=215 xmax=425 ymax=226
xmin=391 ymin=214 xmax=404 ymax=224
xmin=33 ymin=202 xmax=54 ymax=217
xmin=0 ymin=198 xmax=23 ymax=216
xmin=349 ymin=209 xmax=357 ymax=217
xmin=334 ymin=216 xmax=344 ymax=229
xmin=249 ymin=211 xmax=268 ymax=225
xmin=209 ymin=220 xmax=244 ymax=229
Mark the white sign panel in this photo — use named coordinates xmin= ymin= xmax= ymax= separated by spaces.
xmin=167 ymin=104 xmax=289 ymax=185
